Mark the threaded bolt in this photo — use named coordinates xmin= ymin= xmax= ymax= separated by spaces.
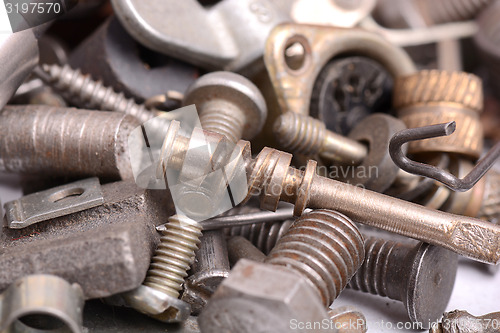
xmin=37 ymin=64 xmax=156 ymax=124
xmin=183 ymin=71 xmax=267 ymax=143
xmin=349 ymin=237 xmax=458 ymax=328
xmin=266 ymin=209 xmax=365 ymax=307
xmin=273 ymin=112 xmax=368 ymax=164
xmin=415 ymin=0 xmax=493 ymax=24
xmin=143 ymin=214 xmax=203 ymax=299
xmin=226 ymin=219 xmax=294 ymax=255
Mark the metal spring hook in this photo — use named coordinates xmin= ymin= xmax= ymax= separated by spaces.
xmin=389 ymin=121 xmax=500 ymax=192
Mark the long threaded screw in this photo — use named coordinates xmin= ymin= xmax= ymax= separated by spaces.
xmin=36 ymin=64 xmax=157 ymax=124
xmin=143 ymin=214 xmax=203 ymax=299
xmin=349 ymin=237 xmax=458 ymax=328
xmin=266 ymin=209 xmax=365 ymax=307
xmin=273 ymin=112 xmax=368 ymax=164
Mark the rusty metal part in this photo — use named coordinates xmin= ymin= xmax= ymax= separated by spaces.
xmin=266 ymin=210 xmax=365 ymax=307
xmin=183 ymin=71 xmax=267 ymax=143
xmin=4 ymin=178 xmax=104 ymax=229
xmin=0 ymin=181 xmax=173 ymax=299
xmin=430 ymin=310 xmax=500 ymax=333
xmin=0 ymin=275 xmax=84 ymax=333
xmin=198 ymin=209 xmax=364 ymax=333
xmin=226 ymin=219 xmax=294 ymax=255
xmin=328 ymin=306 xmax=367 ymax=333
xmin=309 ymin=56 xmax=393 ymax=136
xmin=390 ymin=121 xmax=500 ymax=191
xmin=394 ymin=70 xmax=483 ymax=158
xmin=349 ymin=237 xmax=458 ymax=328
xmin=264 ymin=23 xmax=416 ymax=116
xmin=478 ymin=169 xmax=500 ymax=223
xmin=162 ymin=125 xmax=500 ymax=264
xmin=227 ymin=236 xmax=267 ymax=265
xmin=68 ymin=17 xmax=198 ymax=104
xmin=36 ymin=64 xmax=159 ymax=124
xmin=0 ymin=105 xmax=139 ymax=180
xmin=199 ymin=259 xmax=333 ymax=333
xmin=181 ymin=230 xmax=230 ymax=315
xmin=273 ymin=112 xmax=368 ymax=164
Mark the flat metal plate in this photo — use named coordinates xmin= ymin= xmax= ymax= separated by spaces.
xmin=4 ymin=177 xmax=104 ymax=229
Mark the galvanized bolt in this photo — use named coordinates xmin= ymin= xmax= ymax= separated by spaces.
xmin=198 ymin=210 xmax=365 ymax=332
xmin=183 ymin=71 xmax=267 ymax=143
xmin=120 ymin=214 xmax=201 ymax=323
xmin=273 ymin=111 xmax=367 ymax=164
xmin=349 ymin=237 xmax=458 ymax=328
xmin=37 ymin=64 xmax=158 ymax=124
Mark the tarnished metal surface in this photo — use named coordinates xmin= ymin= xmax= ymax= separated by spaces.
xmin=0 ymin=181 xmax=174 ymax=299
xmin=4 ymin=177 xmax=104 ymax=229
xmin=0 ymin=106 xmax=139 ymax=179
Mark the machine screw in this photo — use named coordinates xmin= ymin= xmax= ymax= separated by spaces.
xmin=273 ymin=112 xmax=368 ymax=164
xmin=349 ymin=237 xmax=458 ymax=328
xmin=183 ymin=71 xmax=267 ymax=143
xmin=199 ymin=209 xmax=365 ymax=332
xmin=36 ymin=64 xmax=158 ymax=124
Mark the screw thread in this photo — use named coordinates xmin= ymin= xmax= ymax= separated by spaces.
xmin=266 ymin=210 xmax=365 ymax=307
xmin=348 ymin=237 xmax=401 ymax=298
xmin=226 ymin=219 xmax=294 ymax=255
xmin=199 ymin=104 xmax=244 ymax=144
xmin=273 ymin=112 xmax=325 ymax=155
xmin=144 ymin=215 xmax=203 ymax=298
xmin=41 ymin=64 xmax=153 ymax=124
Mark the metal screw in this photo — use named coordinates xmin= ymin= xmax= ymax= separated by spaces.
xmin=183 ymin=71 xmax=267 ymax=143
xmin=198 ymin=209 xmax=365 ymax=332
xmin=273 ymin=112 xmax=368 ymax=164
xmin=36 ymin=64 xmax=158 ymax=124
xmin=349 ymin=237 xmax=458 ymax=328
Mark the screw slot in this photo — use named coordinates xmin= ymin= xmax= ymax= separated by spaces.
xmin=48 ymin=187 xmax=85 ymax=203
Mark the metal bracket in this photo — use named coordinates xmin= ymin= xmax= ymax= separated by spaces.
xmin=4 ymin=177 xmax=104 ymax=229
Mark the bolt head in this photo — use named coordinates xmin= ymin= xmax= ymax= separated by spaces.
xmin=198 ymin=259 xmax=330 ymax=333
xmin=183 ymin=72 xmax=267 ymax=140
xmin=405 ymin=243 xmax=458 ymax=329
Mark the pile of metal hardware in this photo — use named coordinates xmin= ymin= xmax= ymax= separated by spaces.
xmin=1 ymin=0 xmax=500 ymax=332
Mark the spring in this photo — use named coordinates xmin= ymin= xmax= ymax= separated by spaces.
xmin=144 ymin=215 xmax=203 ymax=298
xmin=266 ymin=210 xmax=365 ymax=307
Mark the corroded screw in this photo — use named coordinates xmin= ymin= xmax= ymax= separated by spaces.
xmin=36 ymin=64 xmax=157 ymax=124
xmin=183 ymin=71 xmax=267 ymax=143
xmin=273 ymin=111 xmax=367 ymax=164
xmin=199 ymin=210 xmax=365 ymax=332
xmin=349 ymin=237 xmax=458 ymax=328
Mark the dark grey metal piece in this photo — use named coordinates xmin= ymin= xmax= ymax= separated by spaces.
xmin=227 ymin=236 xmax=266 ymax=265
xmin=310 ymin=56 xmax=393 ymax=136
xmin=68 ymin=16 xmax=198 ymax=104
xmin=390 ymin=121 xmax=500 ymax=192
xmin=4 ymin=178 xmax=104 ymax=229
xmin=349 ymin=237 xmax=458 ymax=328
xmin=339 ymin=113 xmax=406 ymax=192
xmin=182 ymin=230 xmax=230 ymax=315
xmin=0 ymin=181 xmax=174 ymax=299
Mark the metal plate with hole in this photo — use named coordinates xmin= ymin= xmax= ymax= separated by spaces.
xmin=4 ymin=177 xmax=104 ymax=229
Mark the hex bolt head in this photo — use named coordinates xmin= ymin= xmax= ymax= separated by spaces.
xmin=349 ymin=237 xmax=458 ymax=328
xmin=183 ymin=71 xmax=267 ymax=142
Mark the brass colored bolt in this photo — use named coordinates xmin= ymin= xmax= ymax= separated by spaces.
xmin=273 ymin=112 xmax=368 ymax=164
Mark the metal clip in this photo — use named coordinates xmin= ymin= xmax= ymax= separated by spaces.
xmin=389 ymin=121 xmax=500 ymax=192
